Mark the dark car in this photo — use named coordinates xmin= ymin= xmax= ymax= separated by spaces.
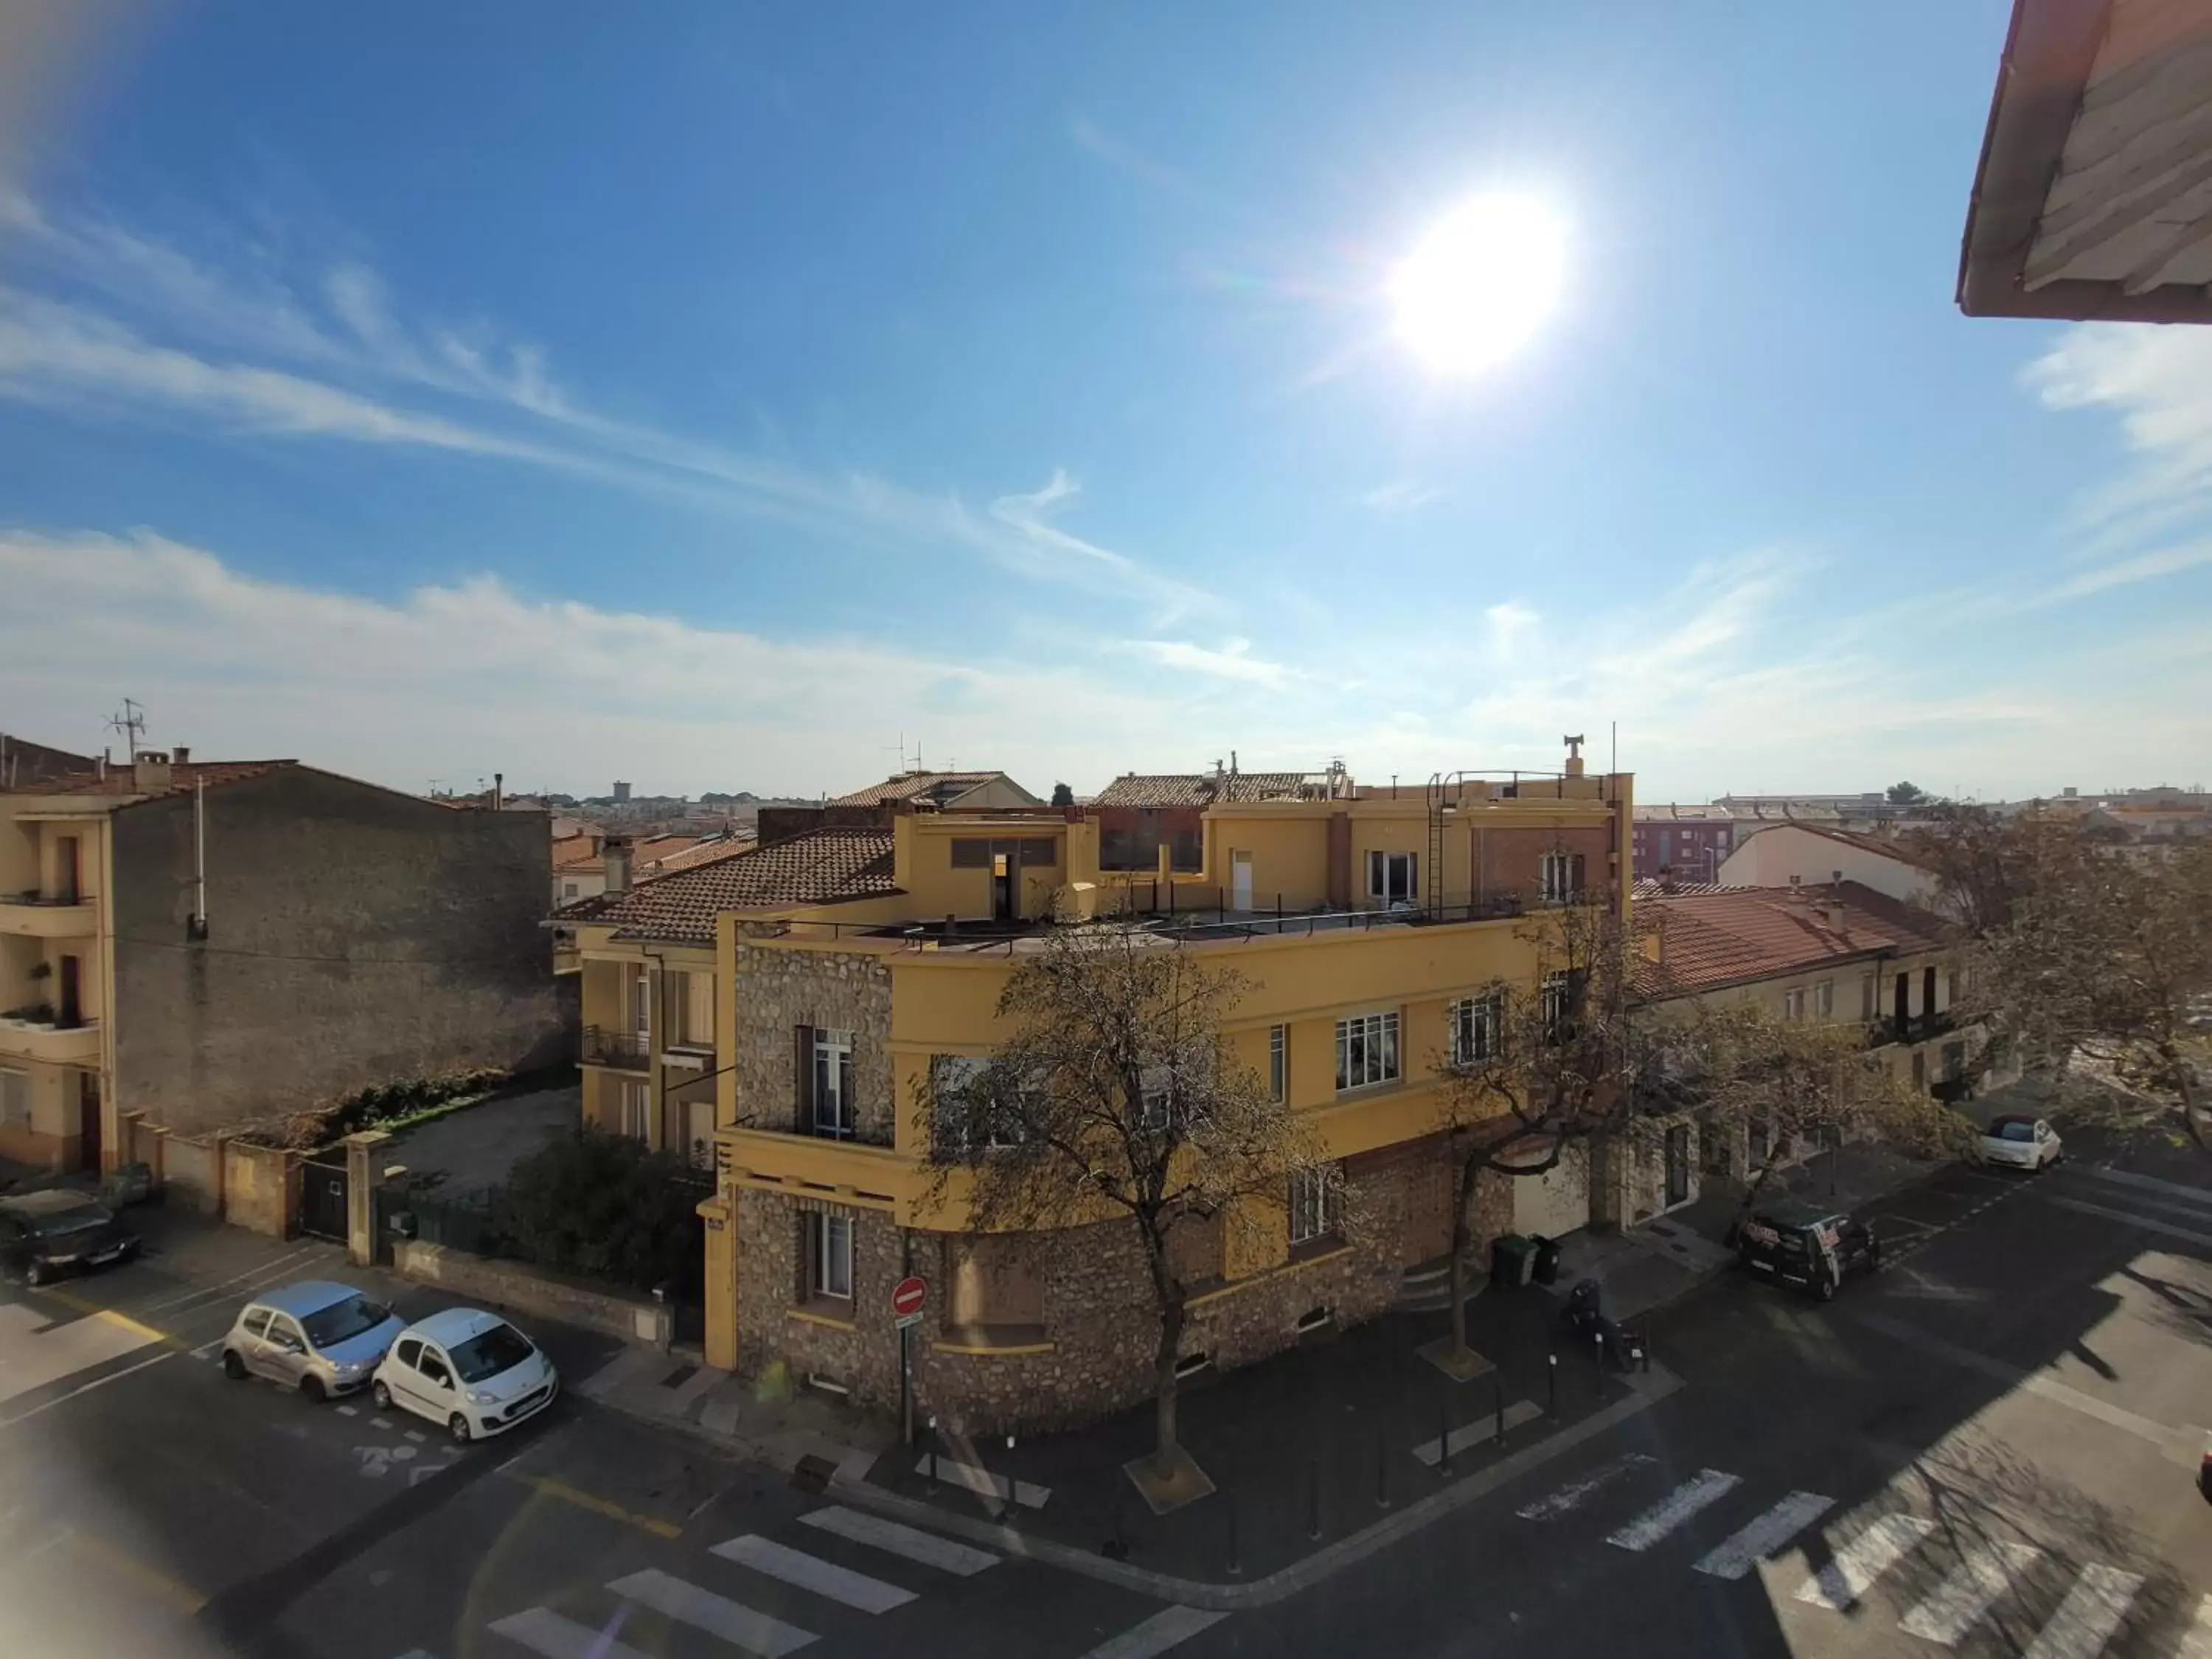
xmin=0 ymin=1189 xmax=141 ymax=1287
xmin=1736 ymin=1201 xmax=1880 ymax=1301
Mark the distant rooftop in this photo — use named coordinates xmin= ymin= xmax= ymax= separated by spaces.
xmin=828 ymin=771 xmax=1037 ymax=808
xmin=1635 ymin=880 xmax=1950 ymax=998
xmin=1093 ymin=771 xmax=1343 ymax=809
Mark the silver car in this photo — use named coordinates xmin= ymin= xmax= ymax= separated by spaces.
xmin=220 ymin=1279 xmax=406 ymax=1402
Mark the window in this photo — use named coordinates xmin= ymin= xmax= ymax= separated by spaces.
xmin=1138 ymin=1065 xmax=1183 ymax=1130
xmin=1540 ymin=851 xmax=1585 ymax=902
xmin=950 ymin=836 xmax=1057 ymax=869
xmin=563 ymin=881 xmax=579 ymax=900
xmin=1782 ymin=988 xmax=1806 ymax=1021
xmin=1268 ymin=1024 xmax=1287 ymax=1103
xmin=1814 ymin=981 xmax=1834 ymax=1018
xmin=675 ymin=972 xmax=715 ymax=1047
xmin=0 ymin=1068 xmax=27 ymax=1130
xmin=243 ymin=1308 xmax=274 ymax=1341
xmin=931 ymin=1055 xmax=1021 ymax=1151
xmin=392 ymin=1335 xmax=420 ymax=1368
xmin=812 ymin=1029 xmax=856 ymax=1138
xmin=1860 ymin=973 xmax=1878 ymax=1020
xmin=1290 ymin=1166 xmax=1338 ymax=1246
xmin=1335 ymin=1012 xmax=1401 ymax=1091
xmin=806 ymin=1213 xmax=854 ymax=1300
xmin=1448 ymin=995 xmax=1499 ymax=1065
xmin=1540 ymin=972 xmax=1573 ymax=1039
xmin=417 ymin=1352 xmax=453 ymax=1388
xmin=1366 ymin=849 xmax=1417 ymax=907
xmin=617 ymin=1080 xmax=649 ymax=1140
xmin=632 ymin=969 xmax=651 ymax=1042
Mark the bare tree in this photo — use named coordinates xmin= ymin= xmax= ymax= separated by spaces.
xmin=1669 ymin=1001 xmax=1975 ymax=1231
xmin=1433 ymin=894 xmax=1655 ymax=1363
xmin=1904 ymin=801 xmax=2115 ymax=938
xmin=919 ymin=920 xmax=1318 ymax=1490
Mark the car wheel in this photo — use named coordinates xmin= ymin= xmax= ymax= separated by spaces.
xmin=1815 ymin=1273 xmax=1840 ymax=1303
xmin=448 ymin=1412 xmax=473 ymax=1446
xmin=25 ymin=1261 xmax=46 ymax=1287
xmin=299 ymin=1374 xmax=326 ymax=1405
xmin=370 ymin=1380 xmax=393 ymax=1411
xmin=222 ymin=1349 xmax=248 ymax=1380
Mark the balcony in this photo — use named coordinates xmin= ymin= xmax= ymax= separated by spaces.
xmin=582 ymin=1026 xmax=650 ymax=1071
xmin=1867 ymin=1012 xmax=1962 ymax=1049
xmin=0 ymin=1013 xmax=100 ymax=1064
xmin=0 ymin=890 xmax=97 ymax=939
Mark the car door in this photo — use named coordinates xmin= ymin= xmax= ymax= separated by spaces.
xmin=236 ymin=1307 xmax=276 ymax=1377
xmin=2036 ymin=1121 xmax=2058 ymax=1163
xmin=0 ymin=1214 xmax=27 ymax=1279
xmin=262 ymin=1314 xmax=311 ymax=1385
xmin=410 ymin=1345 xmax=460 ymax=1424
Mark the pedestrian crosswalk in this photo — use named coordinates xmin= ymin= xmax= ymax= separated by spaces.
xmin=1516 ymin=1458 xmax=2163 ymax=1658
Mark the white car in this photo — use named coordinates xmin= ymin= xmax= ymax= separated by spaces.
xmin=1980 ymin=1113 xmax=2063 ymax=1172
xmin=368 ymin=1307 xmax=558 ymax=1443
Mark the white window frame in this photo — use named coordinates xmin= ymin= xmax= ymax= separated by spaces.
xmin=1268 ymin=1024 xmax=1287 ymax=1103
xmin=1138 ymin=1064 xmax=1175 ymax=1130
xmin=1448 ymin=995 xmax=1499 ymax=1066
xmin=1335 ymin=1011 xmax=1401 ymax=1092
xmin=813 ymin=1028 xmax=855 ymax=1139
xmin=1782 ymin=988 xmax=1805 ymax=1021
xmin=1366 ymin=849 xmax=1417 ymax=907
xmin=1540 ymin=972 xmax=1572 ymax=1036
xmin=1289 ymin=1166 xmax=1337 ymax=1246
xmin=633 ymin=969 xmax=652 ymax=1043
xmin=1813 ymin=980 xmax=1834 ymax=1018
xmin=1540 ymin=852 xmax=1579 ymax=903
xmin=807 ymin=1213 xmax=854 ymax=1301
xmin=618 ymin=1079 xmax=649 ymax=1141
xmin=1860 ymin=973 xmax=1878 ymax=1020
xmin=0 ymin=1067 xmax=28 ymax=1130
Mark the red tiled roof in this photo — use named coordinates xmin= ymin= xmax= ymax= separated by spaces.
xmin=1634 ymin=881 xmax=1950 ymax=998
xmin=552 ymin=834 xmax=602 ymax=869
xmin=554 ymin=826 xmax=898 ymax=943
xmin=650 ymin=833 xmax=756 ymax=874
xmin=1 ymin=759 xmax=296 ymax=799
xmin=830 ymin=771 xmax=1011 ymax=807
xmin=1092 ymin=772 xmax=1321 ymax=808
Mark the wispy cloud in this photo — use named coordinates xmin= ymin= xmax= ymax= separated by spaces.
xmin=1122 ymin=636 xmax=1298 ymax=688
xmin=2038 ymin=540 xmax=2212 ymax=602
xmin=1067 ymin=114 xmax=1200 ymax=201
xmin=1484 ymin=600 xmax=1537 ymax=663
xmin=1358 ymin=479 xmax=1447 ymax=513
xmin=2027 ymin=323 xmax=2212 ymax=549
xmin=0 ymin=194 xmax=1217 ymax=622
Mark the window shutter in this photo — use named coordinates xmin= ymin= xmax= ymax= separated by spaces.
xmin=795 ymin=1024 xmax=815 ymax=1125
xmin=1571 ymin=852 xmax=1587 ymax=894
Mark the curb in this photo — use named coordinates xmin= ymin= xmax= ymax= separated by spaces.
xmin=823 ymin=1363 xmax=1684 ymax=1610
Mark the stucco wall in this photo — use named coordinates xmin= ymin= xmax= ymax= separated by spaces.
xmin=111 ymin=768 xmax=565 ymax=1135
xmin=1718 ymin=825 xmax=1937 ymax=905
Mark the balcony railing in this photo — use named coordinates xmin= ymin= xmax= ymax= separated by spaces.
xmin=582 ymin=1026 xmax=650 ymax=1070
xmin=0 ymin=889 xmax=97 ymax=939
xmin=1868 ymin=1012 xmax=1962 ymax=1048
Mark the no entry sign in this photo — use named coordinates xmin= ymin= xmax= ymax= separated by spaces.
xmin=891 ymin=1276 xmax=928 ymax=1327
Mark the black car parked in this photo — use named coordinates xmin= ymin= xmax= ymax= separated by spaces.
xmin=1735 ymin=1200 xmax=1880 ymax=1301
xmin=0 ymin=1189 xmax=140 ymax=1287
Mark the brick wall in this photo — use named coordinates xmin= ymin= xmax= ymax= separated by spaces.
xmin=728 ymin=944 xmax=895 ymax=1141
xmin=1475 ymin=824 xmax=1614 ymax=902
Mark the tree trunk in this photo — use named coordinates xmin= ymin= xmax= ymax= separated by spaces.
xmin=1152 ymin=1288 xmax=1184 ymax=1473
xmin=1449 ymin=1152 xmax=1479 ymax=1357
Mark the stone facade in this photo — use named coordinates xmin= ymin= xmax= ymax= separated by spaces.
xmin=731 ymin=1134 xmax=1441 ymax=1436
xmin=727 ymin=943 xmax=895 ymax=1143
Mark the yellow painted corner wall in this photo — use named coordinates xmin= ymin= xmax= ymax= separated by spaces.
xmin=1206 ymin=810 xmax=1332 ymax=910
xmin=898 ymin=820 xmax=1071 ymax=922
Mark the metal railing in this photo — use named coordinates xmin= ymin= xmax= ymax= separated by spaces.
xmin=2 ymin=888 xmax=89 ymax=906
xmin=582 ymin=1026 xmax=650 ymax=1069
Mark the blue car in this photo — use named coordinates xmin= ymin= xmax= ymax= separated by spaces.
xmin=220 ymin=1279 xmax=407 ymax=1402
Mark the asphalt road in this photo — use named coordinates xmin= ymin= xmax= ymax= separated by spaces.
xmin=11 ymin=1144 xmax=2212 ymax=1659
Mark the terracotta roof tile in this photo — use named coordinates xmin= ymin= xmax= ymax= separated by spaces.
xmin=554 ymin=825 xmax=898 ymax=943
xmin=1 ymin=759 xmax=296 ymax=799
xmin=650 ymin=833 xmax=755 ymax=874
xmin=1634 ymin=881 xmax=1950 ymax=998
xmin=1092 ymin=772 xmax=1322 ymax=808
xmin=830 ymin=771 xmax=1009 ymax=807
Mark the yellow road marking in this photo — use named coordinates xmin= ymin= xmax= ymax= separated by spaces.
xmin=42 ymin=1289 xmax=180 ymax=1349
xmin=504 ymin=1472 xmax=683 ymax=1540
xmin=58 ymin=1527 xmax=207 ymax=1615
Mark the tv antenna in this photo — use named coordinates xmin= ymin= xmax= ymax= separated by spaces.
xmin=108 ymin=698 xmax=148 ymax=759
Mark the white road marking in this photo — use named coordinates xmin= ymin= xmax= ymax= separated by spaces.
xmin=2177 ymin=1592 xmax=2212 ymax=1659
xmin=0 ymin=1349 xmax=173 ymax=1427
xmin=1794 ymin=1513 xmax=1937 ymax=1610
xmin=2021 ymin=1564 xmax=2143 ymax=1659
xmin=1412 ymin=1399 xmax=1545 ymax=1467
xmin=607 ymin=1568 xmax=816 ymax=1655
xmin=2038 ymin=1194 xmax=2212 ymax=1251
xmin=797 ymin=1505 xmax=999 ymax=1574
xmin=1516 ymin=1452 xmax=1656 ymax=1520
xmin=135 ymin=1247 xmax=321 ymax=1313
xmin=1605 ymin=1469 xmax=1740 ymax=1551
xmin=1898 ymin=1540 xmax=2041 ymax=1644
xmin=335 ymin=1404 xmax=358 ymax=1417
xmin=1079 ymin=1606 xmax=1231 ymax=1659
xmin=2070 ymin=1164 xmax=2212 ymax=1209
xmin=0 ymin=1301 xmax=163 ymax=1410
xmin=404 ymin=1430 xmax=426 ymax=1443
xmin=711 ymin=1534 xmax=916 ymax=1612
xmin=372 ymin=1416 xmax=394 ymax=1430
xmin=910 ymin=1453 xmax=1050 ymax=1507
xmin=1693 ymin=1491 xmax=1834 ymax=1580
xmin=485 ymin=1607 xmax=650 ymax=1659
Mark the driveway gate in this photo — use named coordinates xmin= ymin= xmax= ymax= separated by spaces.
xmin=298 ymin=1155 xmax=349 ymax=1242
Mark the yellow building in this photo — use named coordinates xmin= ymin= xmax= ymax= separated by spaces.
xmin=566 ymin=755 xmax=1634 ymax=1431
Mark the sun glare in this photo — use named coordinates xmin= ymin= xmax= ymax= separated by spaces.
xmin=1390 ymin=192 xmax=1568 ymax=375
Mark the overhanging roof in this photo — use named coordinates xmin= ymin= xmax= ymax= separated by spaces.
xmin=1960 ymin=0 xmax=2212 ymax=321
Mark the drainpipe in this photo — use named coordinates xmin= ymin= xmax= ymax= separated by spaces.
xmin=189 ymin=776 xmax=209 ymax=940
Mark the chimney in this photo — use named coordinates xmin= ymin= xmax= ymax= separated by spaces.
xmin=133 ymin=750 xmax=173 ymax=793
xmin=173 ymin=744 xmax=190 ymax=765
xmin=493 ymin=771 xmax=504 ymax=811
xmin=603 ymin=835 xmax=633 ymax=894
xmin=1563 ymin=733 xmax=1587 ymax=779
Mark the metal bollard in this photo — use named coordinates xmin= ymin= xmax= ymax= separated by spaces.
xmin=1307 ymin=1458 xmax=1322 ymax=1540
xmin=1226 ymin=1498 xmax=1242 ymax=1576
xmin=1548 ymin=1351 xmax=1559 ymax=1419
xmin=927 ymin=1415 xmax=940 ymax=1494
xmin=1376 ymin=1428 xmax=1391 ymax=1509
xmin=1438 ymin=1397 xmax=1453 ymax=1474
xmin=1494 ymin=1376 xmax=1506 ymax=1445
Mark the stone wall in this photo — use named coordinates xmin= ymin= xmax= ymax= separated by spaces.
xmin=732 ymin=1138 xmax=1428 ymax=1436
xmin=728 ymin=944 xmax=895 ymax=1143
xmin=393 ymin=1240 xmax=674 ymax=1347
xmin=221 ymin=1138 xmax=298 ymax=1238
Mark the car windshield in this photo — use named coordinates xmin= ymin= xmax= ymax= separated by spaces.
xmin=1997 ymin=1121 xmax=2036 ymax=1143
xmin=447 ymin=1324 xmax=535 ymax=1384
xmin=28 ymin=1205 xmax=110 ymax=1239
xmin=301 ymin=1295 xmax=392 ymax=1348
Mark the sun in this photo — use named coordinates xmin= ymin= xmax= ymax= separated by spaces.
xmin=1389 ymin=192 xmax=1568 ymax=375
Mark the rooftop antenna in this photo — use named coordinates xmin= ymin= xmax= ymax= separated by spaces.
xmin=108 ymin=698 xmax=147 ymax=759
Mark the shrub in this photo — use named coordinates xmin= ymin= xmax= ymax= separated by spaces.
xmin=492 ymin=1128 xmax=703 ymax=1297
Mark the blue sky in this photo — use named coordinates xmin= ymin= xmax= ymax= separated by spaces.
xmin=1 ymin=2 xmax=2207 ymax=801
